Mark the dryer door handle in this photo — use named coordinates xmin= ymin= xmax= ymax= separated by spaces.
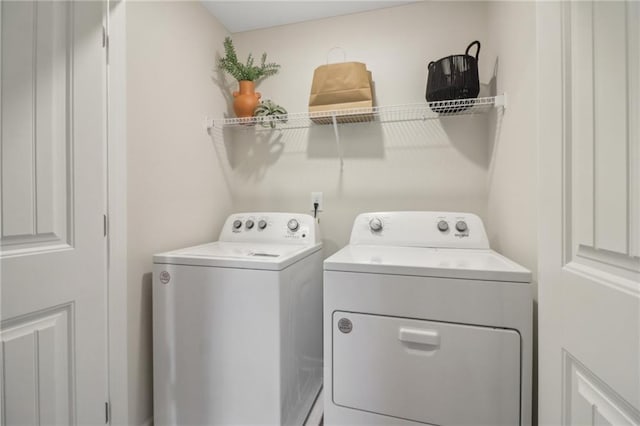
xmin=398 ymin=327 xmax=440 ymax=347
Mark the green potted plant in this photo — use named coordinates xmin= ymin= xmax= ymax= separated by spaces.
xmin=217 ymin=36 xmax=280 ymax=118
xmin=254 ymin=100 xmax=288 ymax=128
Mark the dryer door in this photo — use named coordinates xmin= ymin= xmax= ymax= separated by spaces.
xmin=332 ymin=312 xmax=521 ymax=425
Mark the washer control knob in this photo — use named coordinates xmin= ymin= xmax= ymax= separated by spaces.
xmin=437 ymin=220 xmax=449 ymax=232
xmin=369 ymin=217 xmax=383 ymax=232
xmin=455 ymin=221 xmax=468 ymax=232
xmin=258 ymin=220 xmax=267 ymax=230
xmin=287 ymin=219 xmax=299 ymax=232
xmin=232 ymin=219 xmax=242 ymax=230
xmin=245 ymin=219 xmax=254 ymax=229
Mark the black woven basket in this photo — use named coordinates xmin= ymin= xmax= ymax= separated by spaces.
xmin=426 ymin=41 xmax=481 ymax=113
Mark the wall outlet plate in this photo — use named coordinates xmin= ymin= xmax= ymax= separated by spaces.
xmin=311 ymin=192 xmax=323 ymax=212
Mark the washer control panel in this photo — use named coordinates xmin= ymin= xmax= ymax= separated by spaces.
xmin=220 ymin=212 xmax=320 ymax=245
xmin=350 ymin=211 xmax=489 ymax=249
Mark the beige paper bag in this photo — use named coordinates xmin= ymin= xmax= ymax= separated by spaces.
xmin=308 ymin=61 xmax=374 ymax=124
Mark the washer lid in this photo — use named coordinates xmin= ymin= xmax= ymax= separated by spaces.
xmin=323 ymin=245 xmax=531 ymax=283
xmin=154 ymin=241 xmax=322 ymax=271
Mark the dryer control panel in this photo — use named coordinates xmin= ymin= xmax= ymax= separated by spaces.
xmin=219 ymin=212 xmax=320 ymax=245
xmin=350 ymin=211 xmax=489 ymax=249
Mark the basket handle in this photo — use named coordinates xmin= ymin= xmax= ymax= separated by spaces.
xmin=465 ymin=40 xmax=481 ymax=60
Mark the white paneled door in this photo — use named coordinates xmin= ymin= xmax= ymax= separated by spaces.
xmin=0 ymin=1 xmax=108 ymax=424
xmin=538 ymin=1 xmax=640 ymax=425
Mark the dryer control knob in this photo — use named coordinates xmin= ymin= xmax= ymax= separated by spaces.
xmin=245 ymin=219 xmax=254 ymax=229
xmin=437 ymin=220 xmax=449 ymax=232
xmin=232 ymin=219 xmax=242 ymax=230
xmin=369 ymin=217 xmax=383 ymax=232
xmin=258 ymin=220 xmax=267 ymax=230
xmin=456 ymin=221 xmax=468 ymax=232
xmin=287 ymin=219 xmax=299 ymax=232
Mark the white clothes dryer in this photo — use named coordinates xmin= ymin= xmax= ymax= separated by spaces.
xmin=323 ymin=211 xmax=532 ymax=426
xmin=153 ymin=212 xmax=323 ymax=426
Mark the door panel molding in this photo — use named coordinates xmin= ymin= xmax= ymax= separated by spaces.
xmin=0 ymin=1 xmax=74 ymax=256
xmin=564 ymin=261 xmax=640 ymax=298
xmin=562 ymin=1 xmax=640 ymax=294
xmin=567 ymin=245 xmax=640 ymax=296
xmin=563 ymin=351 xmax=640 ymax=425
xmin=0 ymin=302 xmax=75 ymax=425
xmin=592 ymin=1 xmax=628 ymax=254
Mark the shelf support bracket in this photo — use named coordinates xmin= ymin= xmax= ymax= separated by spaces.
xmin=203 ymin=116 xmax=215 ymax=135
xmin=494 ymin=94 xmax=507 ymax=110
xmin=331 ymin=114 xmax=344 ymax=171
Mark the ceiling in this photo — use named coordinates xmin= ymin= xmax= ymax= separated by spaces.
xmin=201 ymin=1 xmax=418 ymax=33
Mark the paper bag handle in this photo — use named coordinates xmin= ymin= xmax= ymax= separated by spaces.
xmin=326 ymin=47 xmax=347 ymax=65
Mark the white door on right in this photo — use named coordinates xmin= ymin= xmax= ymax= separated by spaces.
xmin=538 ymin=1 xmax=640 ymax=425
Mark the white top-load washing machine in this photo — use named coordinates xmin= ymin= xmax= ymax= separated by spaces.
xmin=323 ymin=211 xmax=532 ymax=426
xmin=153 ymin=212 xmax=323 ymax=426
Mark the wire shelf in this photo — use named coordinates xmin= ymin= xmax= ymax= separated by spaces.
xmin=212 ymin=95 xmax=505 ymax=130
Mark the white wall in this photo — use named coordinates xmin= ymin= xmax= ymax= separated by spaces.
xmin=126 ymin=2 xmax=231 ymax=424
xmin=485 ymin=1 xmax=538 ymax=277
xmin=218 ymin=2 xmax=494 ymax=255
xmin=485 ymin=1 xmax=538 ymax=422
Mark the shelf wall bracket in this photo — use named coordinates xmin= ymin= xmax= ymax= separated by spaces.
xmin=494 ymin=94 xmax=507 ymax=110
xmin=331 ymin=114 xmax=344 ymax=171
xmin=203 ymin=116 xmax=215 ymax=134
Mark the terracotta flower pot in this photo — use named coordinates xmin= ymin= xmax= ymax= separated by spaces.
xmin=233 ymin=80 xmax=261 ymax=118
